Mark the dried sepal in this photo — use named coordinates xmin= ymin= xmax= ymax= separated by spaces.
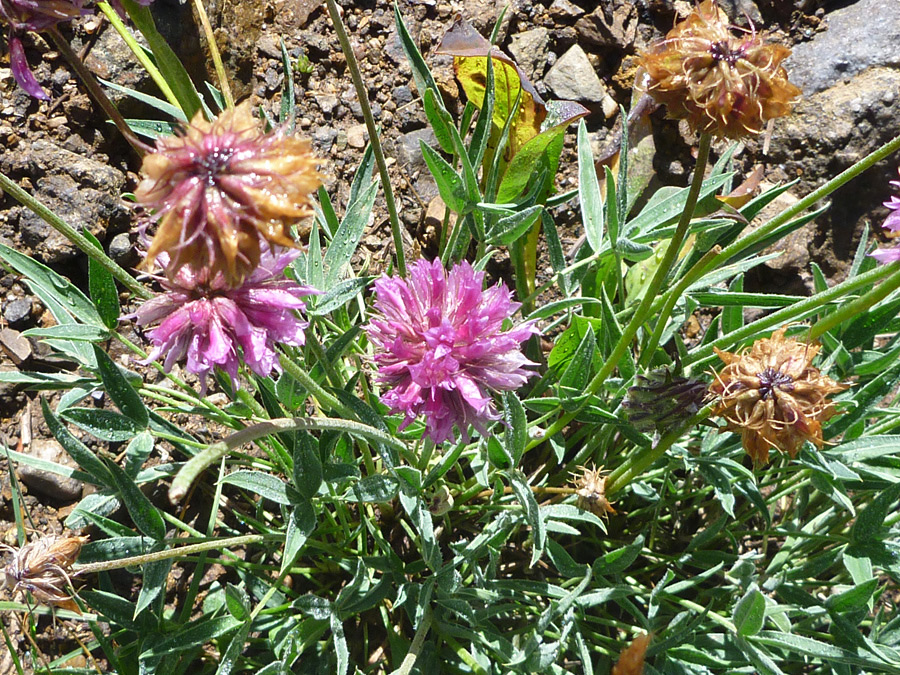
xmin=2 ymin=533 xmax=88 ymax=612
xmin=638 ymin=0 xmax=800 ymax=139
xmin=709 ymin=327 xmax=848 ymax=464
xmin=136 ymin=101 xmax=322 ymax=288
xmin=572 ymin=465 xmax=616 ymax=518
xmin=612 ymin=633 xmax=651 ymax=675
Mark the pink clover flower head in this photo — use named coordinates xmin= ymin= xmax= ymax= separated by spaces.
xmin=130 ymin=248 xmax=318 ymax=391
xmin=0 ymin=0 xmax=87 ymax=99
xmin=366 ymin=259 xmax=539 ymax=444
xmin=870 ymin=169 xmax=900 ymax=264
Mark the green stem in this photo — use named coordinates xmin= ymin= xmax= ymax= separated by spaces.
xmin=73 ymin=534 xmax=268 ymax=575
xmin=191 ymin=0 xmax=234 ymax=108
xmin=168 ymin=417 xmax=407 ymax=503
xmin=278 ymin=348 xmax=355 ymax=418
xmin=692 ymin=131 xmax=900 ymax=292
xmin=96 ymin=1 xmax=180 ymax=111
xmin=46 ymin=27 xmax=151 ymax=156
xmin=638 ymin=245 xmax=722 ymax=368
xmin=326 ymin=0 xmax=406 ymax=276
xmin=604 ymin=403 xmax=715 ymax=498
xmin=391 ymin=606 xmax=433 ymax=675
xmin=526 ymin=133 xmax=712 ymax=451
xmin=0 ymin=172 xmax=151 ymax=299
xmin=686 ymin=261 xmax=895 ymax=369
xmin=808 ymin=262 xmax=900 ymax=340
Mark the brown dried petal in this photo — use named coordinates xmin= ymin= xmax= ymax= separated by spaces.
xmin=638 ymin=0 xmax=800 ymax=139
xmin=709 ymin=327 xmax=847 ymax=464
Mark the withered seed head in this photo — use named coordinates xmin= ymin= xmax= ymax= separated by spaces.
xmin=136 ymin=101 xmax=322 ymax=288
xmin=638 ymin=0 xmax=800 ymax=139
xmin=2 ymin=533 xmax=88 ymax=611
xmin=572 ymin=465 xmax=616 ymax=518
xmin=708 ymin=327 xmax=848 ymax=464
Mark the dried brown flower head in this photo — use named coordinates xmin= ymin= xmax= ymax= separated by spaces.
xmin=136 ymin=101 xmax=322 ymax=287
xmin=638 ymin=0 xmax=800 ymax=139
xmin=612 ymin=633 xmax=651 ymax=675
xmin=2 ymin=533 xmax=88 ymax=611
xmin=709 ymin=327 xmax=848 ymax=464
xmin=572 ymin=465 xmax=616 ymax=518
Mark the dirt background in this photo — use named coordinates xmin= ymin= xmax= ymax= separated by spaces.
xmin=1 ymin=0 xmax=898 ymax=669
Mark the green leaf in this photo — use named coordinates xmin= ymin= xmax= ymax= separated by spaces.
xmin=595 ymin=535 xmax=644 ymax=576
xmin=559 ymin=325 xmax=596 ymax=393
xmin=217 ymin=621 xmax=252 ymax=675
xmin=421 ymin=141 xmax=468 ymax=213
xmin=134 ymin=557 xmax=171 ymax=618
xmin=423 ymin=87 xmax=455 ymax=154
xmin=80 ymin=230 xmax=121 ymax=330
xmin=222 ymin=470 xmax=292 ymax=505
xmin=41 ymin=398 xmax=114 ymax=488
xmin=292 ymin=433 xmax=323 ymax=500
xmin=61 ymin=408 xmax=143 ymax=442
xmin=106 ymin=460 xmax=166 ymax=540
xmin=308 ymin=277 xmax=372 ymax=316
xmin=282 ymin=501 xmax=316 ymax=574
xmin=393 ymin=3 xmax=440 ymax=102
xmin=331 ymin=614 xmax=349 ymax=675
xmin=279 ymin=39 xmax=295 ymax=129
xmin=140 ymin=616 xmax=242 ymax=659
xmin=508 ymin=469 xmax=546 ymax=566
xmin=502 ymin=392 xmax=527 ymax=467
xmin=225 ymin=583 xmax=251 ymax=621
xmin=851 ymin=482 xmax=900 ymax=543
xmin=496 ymin=100 xmax=588 ymax=204
xmin=124 ymin=431 xmax=154 ymax=479
xmin=323 ymin=183 xmax=377 ymax=288
xmin=488 ymin=205 xmax=543 ymax=245
xmin=733 ymin=588 xmax=766 ymax=636
xmin=22 ymin=325 xmax=109 ymax=341
xmin=93 ymin=345 xmax=149 ymax=428
xmin=577 ymin=120 xmax=604 ymax=253
xmin=352 ymin=474 xmax=399 ymax=502
xmin=123 ymin=0 xmax=203 ymax=119
xmin=0 ymin=242 xmax=103 ymax=328
xmin=825 ymin=578 xmax=879 ymax=613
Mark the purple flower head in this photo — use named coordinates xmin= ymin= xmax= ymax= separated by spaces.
xmin=870 ymin=169 xmax=900 ymax=264
xmin=366 ymin=259 xmax=539 ymax=444
xmin=129 ymin=248 xmax=318 ymax=391
xmin=1 ymin=0 xmax=87 ymax=99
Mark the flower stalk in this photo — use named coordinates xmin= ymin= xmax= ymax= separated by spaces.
xmin=168 ymin=417 xmax=407 ymax=503
xmin=526 ymin=133 xmax=712 ymax=451
xmin=45 ymin=26 xmax=151 ymax=155
xmin=325 ymin=0 xmax=406 ymax=276
xmin=0 ymin=171 xmax=151 ymax=299
xmin=73 ymin=534 xmax=267 ymax=575
xmin=808 ymin=262 xmax=900 ymax=341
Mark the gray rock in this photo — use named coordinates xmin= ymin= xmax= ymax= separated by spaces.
xmin=716 ymin=1 xmax=762 ymax=26
xmin=548 ymin=0 xmax=585 ymax=19
xmin=544 ymin=45 xmax=610 ymax=104
xmin=109 ymin=232 xmax=135 ymax=266
xmin=18 ymin=438 xmax=84 ymax=502
xmin=396 ymin=128 xmax=439 ymax=172
xmin=0 ymin=327 xmax=31 ymax=365
xmin=768 ymin=66 xmax=900 ymax=276
xmin=575 ymin=3 xmax=638 ymax=51
xmin=786 ymin=0 xmax=900 ymax=95
xmin=315 ymin=93 xmax=339 ymax=115
xmin=508 ymin=28 xmax=551 ymax=81
xmin=392 ymin=85 xmax=414 ymax=105
xmin=3 ymin=297 xmax=32 ymax=326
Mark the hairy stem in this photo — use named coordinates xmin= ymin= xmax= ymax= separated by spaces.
xmin=326 ymin=0 xmax=407 ymax=275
